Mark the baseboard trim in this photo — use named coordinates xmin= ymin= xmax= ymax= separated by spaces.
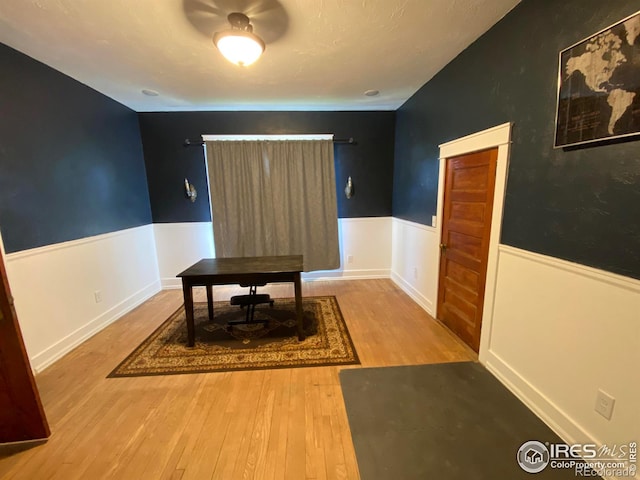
xmin=483 ymin=351 xmax=640 ymax=480
xmin=303 ymin=269 xmax=390 ymax=282
xmin=162 ymin=278 xmax=183 ymax=289
xmin=161 ymin=269 xmax=391 ymax=290
xmin=484 ymin=350 xmax=595 ymax=447
xmin=390 ymin=271 xmax=434 ymax=316
xmin=31 ymin=280 xmax=161 ymax=372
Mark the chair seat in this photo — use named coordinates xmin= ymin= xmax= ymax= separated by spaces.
xmin=230 ymin=294 xmax=273 ymax=306
xmin=229 ymin=285 xmax=274 ymax=325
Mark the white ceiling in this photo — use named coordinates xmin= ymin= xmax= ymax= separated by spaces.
xmin=0 ymin=0 xmax=520 ymax=112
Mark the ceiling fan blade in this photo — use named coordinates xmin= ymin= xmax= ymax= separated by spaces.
xmin=245 ymin=3 xmax=288 ymax=44
xmin=182 ymin=0 xmax=288 ymax=43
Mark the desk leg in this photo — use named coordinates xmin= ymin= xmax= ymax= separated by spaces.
xmin=206 ymin=284 xmax=213 ymax=321
xmin=294 ymin=273 xmax=305 ymax=341
xmin=182 ymin=280 xmax=195 ymax=347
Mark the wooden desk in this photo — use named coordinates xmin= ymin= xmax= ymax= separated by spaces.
xmin=176 ymin=256 xmax=304 ymax=347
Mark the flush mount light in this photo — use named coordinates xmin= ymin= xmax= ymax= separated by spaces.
xmin=364 ymin=89 xmax=380 ymax=97
xmin=213 ymin=12 xmax=265 ymax=67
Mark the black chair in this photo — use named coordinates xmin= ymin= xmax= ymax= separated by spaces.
xmin=229 ymin=283 xmax=274 ymax=325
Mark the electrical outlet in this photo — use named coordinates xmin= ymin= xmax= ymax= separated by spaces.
xmin=595 ymin=389 xmax=615 ymax=420
xmin=432 ymin=215 xmax=437 ymax=227
xmin=347 ymin=255 xmax=354 ymax=264
xmin=94 ymin=290 xmax=103 ymax=304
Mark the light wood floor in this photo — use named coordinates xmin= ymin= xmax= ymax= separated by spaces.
xmin=0 ymin=279 xmax=476 ymax=480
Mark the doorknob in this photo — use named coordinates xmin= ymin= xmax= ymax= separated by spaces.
xmin=440 ymin=243 xmax=447 ymax=253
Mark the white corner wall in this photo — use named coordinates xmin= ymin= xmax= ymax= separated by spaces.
xmin=484 ymin=245 xmax=640 ymax=455
xmin=390 ymin=226 xmax=640 ymax=477
xmin=390 ymin=217 xmax=439 ymax=315
xmin=4 ymin=225 xmax=160 ymax=372
xmin=305 ymin=217 xmax=392 ymax=281
xmin=153 ymin=222 xmax=215 ymax=289
xmin=2 ymin=217 xmax=392 ymax=372
xmin=154 ymin=218 xmax=392 ymax=287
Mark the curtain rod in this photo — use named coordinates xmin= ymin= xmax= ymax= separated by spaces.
xmin=183 ymin=137 xmax=356 ymax=147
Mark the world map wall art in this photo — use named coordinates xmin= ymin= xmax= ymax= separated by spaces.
xmin=554 ymin=10 xmax=640 ymax=148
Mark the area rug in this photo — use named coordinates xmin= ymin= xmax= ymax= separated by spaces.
xmin=340 ymin=362 xmax=590 ymax=479
xmin=108 ymin=296 xmax=359 ymax=377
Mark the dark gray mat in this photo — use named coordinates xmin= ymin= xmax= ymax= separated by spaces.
xmin=340 ymin=362 xmax=596 ymax=480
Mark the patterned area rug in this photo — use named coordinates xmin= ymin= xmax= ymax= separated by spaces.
xmin=108 ymin=296 xmax=359 ymax=377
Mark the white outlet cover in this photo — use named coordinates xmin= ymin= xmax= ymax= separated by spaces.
xmin=595 ymin=389 xmax=615 ymax=420
xmin=432 ymin=215 xmax=437 ymax=227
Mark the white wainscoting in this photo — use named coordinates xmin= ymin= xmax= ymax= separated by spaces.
xmin=9 ymin=213 xmax=637 ymax=467
xmin=4 ymin=225 xmax=161 ymax=372
xmin=484 ymin=245 xmax=640 ymax=474
xmin=155 ymin=218 xmax=392 ymax=287
xmin=154 ymin=222 xmax=215 ymax=289
xmin=388 ymin=218 xmax=640 ymax=475
xmin=305 ymin=217 xmax=392 ymax=281
xmin=390 ymin=217 xmax=439 ymax=315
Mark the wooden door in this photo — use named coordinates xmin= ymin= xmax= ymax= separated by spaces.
xmin=437 ymin=148 xmax=498 ymax=352
xmin=0 ymin=247 xmax=50 ymax=443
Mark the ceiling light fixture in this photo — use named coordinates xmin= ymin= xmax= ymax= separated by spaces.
xmin=213 ymin=12 xmax=265 ymax=67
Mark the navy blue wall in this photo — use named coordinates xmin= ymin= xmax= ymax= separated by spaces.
xmin=393 ymin=0 xmax=640 ymax=279
xmin=138 ymin=111 xmax=395 ymax=223
xmin=0 ymin=43 xmax=151 ymax=253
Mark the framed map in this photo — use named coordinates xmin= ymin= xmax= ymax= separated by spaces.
xmin=554 ymin=10 xmax=640 ymax=148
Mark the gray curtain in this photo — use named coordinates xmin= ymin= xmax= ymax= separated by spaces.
xmin=206 ymin=139 xmax=340 ymax=272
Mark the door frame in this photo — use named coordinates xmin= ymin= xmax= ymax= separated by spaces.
xmin=434 ymin=122 xmax=512 ymax=362
xmin=0 ymin=229 xmax=50 ymax=443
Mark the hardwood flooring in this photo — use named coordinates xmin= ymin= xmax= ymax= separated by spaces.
xmin=0 ymin=279 xmax=476 ymax=479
